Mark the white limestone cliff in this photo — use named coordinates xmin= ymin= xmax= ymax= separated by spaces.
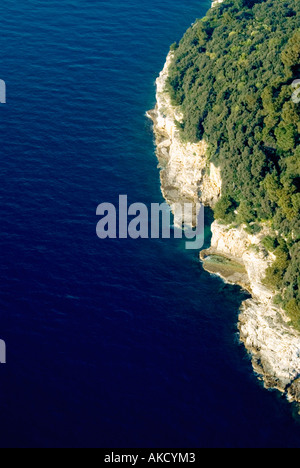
xmin=147 ymin=52 xmax=222 ymax=209
xmin=148 ymin=41 xmax=300 ymax=404
xmin=208 ymin=222 xmax=300 ymax=402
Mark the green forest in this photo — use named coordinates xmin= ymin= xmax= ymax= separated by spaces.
xmin=166 ymin=0 xmax=300 ymax=326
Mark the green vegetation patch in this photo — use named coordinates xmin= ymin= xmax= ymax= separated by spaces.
xmin=167 ymin=0 xmax=300 ymax=321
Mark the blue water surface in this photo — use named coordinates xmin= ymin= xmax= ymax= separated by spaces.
xmin=0 ymin=0 xmax=300 ymax=448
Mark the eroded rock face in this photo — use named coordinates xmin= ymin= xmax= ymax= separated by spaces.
xmin=209 ymin=222 xmax=300 ymax=402
xmin=239 ymin=300 xmax=300 ymax=397
xmin=212 ymin=0 xmax=225 ymax=7
xmin=149 ymin=44 xmax=300 ymax=404
xmin=148 ymin=52 xmax=221 ymax=209
xmin=209 ymin=222 xmax=274 ymax=302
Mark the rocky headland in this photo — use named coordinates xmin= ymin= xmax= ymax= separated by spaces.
xmin=148 ymin=42 xmax=300 ymax=404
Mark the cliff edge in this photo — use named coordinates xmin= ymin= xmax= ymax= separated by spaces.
xmin=148 ymin=47 xmax=300 ymax=404
xmin=147 ymin=52 xmax=222 ymax=209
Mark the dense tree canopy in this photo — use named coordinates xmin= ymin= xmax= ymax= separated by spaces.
xmin=167 ymin=0 xmax=300 ymax=324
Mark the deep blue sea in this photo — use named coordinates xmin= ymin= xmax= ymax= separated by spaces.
xmin=0 ymin=0 xmax=300 ymax=448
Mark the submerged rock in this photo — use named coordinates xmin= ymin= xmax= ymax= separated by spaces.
xmin=200 ymin=250 xmax=250 ymax=292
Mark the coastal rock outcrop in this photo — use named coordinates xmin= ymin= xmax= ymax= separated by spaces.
xmin=212 ymin=0 xmax=224 ymax=7
xmin=206 ymin=222 xmax=300 ymax=402
xmin=149 ymin=42 xmax=300 ymax=404
xmin=147 ymin=53 xmax=221 ymax=209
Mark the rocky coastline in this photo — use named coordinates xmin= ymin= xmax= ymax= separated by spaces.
xmin=148 ymin=45 xmax=300 ymax=404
